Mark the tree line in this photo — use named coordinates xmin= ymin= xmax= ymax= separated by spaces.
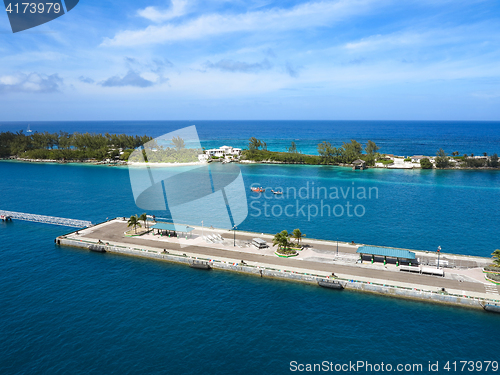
xmin=422 ymin=149 xmax=499 ymax=169
xmin=243 ymin=137 xmax=380 ymax=165
xmin=129 ymin=137 xmax=201 ymax=164
xmin=0 ymin=131 xmax=152 ymax=161
xmin=243 ymin=138 xmax=499 ymax=169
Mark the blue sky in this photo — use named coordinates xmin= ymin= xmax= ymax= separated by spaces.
xmin=1 ymin=0 xmax=500 ymax=120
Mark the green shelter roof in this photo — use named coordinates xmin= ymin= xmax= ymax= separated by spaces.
xmin=357 ymin=246 xmax=416 ymax=260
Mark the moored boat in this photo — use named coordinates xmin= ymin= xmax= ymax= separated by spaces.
xmin=482 ymin=304 xmax=500 ymax=314
xmin=190 ymin=260 xmax=211 ymax=270
xmin=318 ymin=279 xmax=344 ymax=290
xmin=88 ymin=244 xmax=106 ymax=253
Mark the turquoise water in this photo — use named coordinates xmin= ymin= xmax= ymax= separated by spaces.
xmin=1 ymin=162 xmax=500 ymax=374
xmin=1 ymin=120 xmax=500 ymax=374
xmin=1 ymin=161 xmax=499 ymax=256
xmin=1 ymin=215 xmax=500 ymax=374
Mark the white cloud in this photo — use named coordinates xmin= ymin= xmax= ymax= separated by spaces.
xmin=138 ymin=0 xmax=189 ymax=23
xmin=344 ymin=32 xmax=424 ymax=51
xmin=204 ymin=58 xmax=272 ymax=73
xmin=0 ymin=73 xmax=63 ymax=93
xmin=343 ymin=22 xmax=500 ymax=53
xmin=102 ymin=0 xmax=382 ymax=47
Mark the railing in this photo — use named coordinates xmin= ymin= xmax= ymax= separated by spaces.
xmin=0 ymin=210 xmax=92 ymax=228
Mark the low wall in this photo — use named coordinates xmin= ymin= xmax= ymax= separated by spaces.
xmin=343 ymin=280 xmax=483 ymax=309
xmin=58 ymin=238 xmax=488 ymax=311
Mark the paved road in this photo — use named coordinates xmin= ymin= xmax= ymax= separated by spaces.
xmin=199 ymin=227 xmax=484 ymax=268
xmin=79 ymin=222 xmax=493 ymax=294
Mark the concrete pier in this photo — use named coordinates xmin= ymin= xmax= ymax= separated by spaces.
xmin=56 ymin=218 xmax=500 ymax=312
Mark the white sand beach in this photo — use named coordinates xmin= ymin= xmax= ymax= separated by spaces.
xmin=127 ymin=161 xmax=206 ymax=168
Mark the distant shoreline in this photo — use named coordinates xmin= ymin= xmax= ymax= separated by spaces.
xmin=0 ymin=158 xmax=204 ymax=168
xmin=2 ymin=157 xmax=500 ymax=171
xmin=238 ymin=158 xmax=500 ymax=171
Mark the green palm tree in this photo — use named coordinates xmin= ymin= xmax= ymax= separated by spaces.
xmin=272 ymin=230 xmax=291 ymax=252
xmin=492 ymin=249 xmax=500 ymax=267
xmin=128 ymin=215 xmax=141 ymax=234
xmin=292 ymin=228 xmax=305 ymax=246
xmin=138 ymin=213 xmax=148 ymax=230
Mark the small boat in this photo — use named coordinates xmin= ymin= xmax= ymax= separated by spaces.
xmin=271 ymin=189 xmax=283 ymax=195
xmin=190 ymin=260 xmax=211 ymax=270
xmin=26 ymin=124 xmax=32 ymax=133
xmin=88 ymin=244 xmax=106 ymax=253
xmin=482 ymin=303 xmax=500 ymax=314
xmin=251 ymin=187 xmax=265 ymax=193
xmin=318 ymin=279 xmax=344 ymax=290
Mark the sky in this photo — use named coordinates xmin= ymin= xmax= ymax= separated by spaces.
xmin=1 ymin=0 xmax=500 ymax=121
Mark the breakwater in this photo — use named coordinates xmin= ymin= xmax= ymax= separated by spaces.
xmin=57 ymin=232 xmax=497 ymax=312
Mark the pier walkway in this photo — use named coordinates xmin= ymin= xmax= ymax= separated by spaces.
xmin=62 ymin=219 xmax=499 ymax=305
xmin=0 ymin=210 xmax=92 ymax=228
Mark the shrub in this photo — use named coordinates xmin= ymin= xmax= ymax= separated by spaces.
xmin=484 ymin=266 xmax=500 ymax=273
xmin=488 ymin=154 xmax=499 ymax=168
xmin=464 ymin=158 xmax=486 ymax=168
xmin=241 ymin=150 xmax=322 ymax=165
xmin=120 ymin=149 xmax=134 ymax=161
xmin=420 ymin=158 xmax=433 ymax=169
xmin=276 ymin=248 xmax=297 ymax=255
xmin=486 ymin=273 xmax=500 ymax=282
xmin=435 ymin=149 xmax=450 ymax=169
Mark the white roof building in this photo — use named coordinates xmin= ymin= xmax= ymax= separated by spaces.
xmin=205 ymin=146 xmax=242 ymax=157
xmin=411 ymin=155 xmax=426 ymax=163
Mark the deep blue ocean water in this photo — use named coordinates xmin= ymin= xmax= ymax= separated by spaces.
xmin=1 ymin=120 xmax=500 ymax=156
xmin=1 ymin=121 xmax=500 ymax=374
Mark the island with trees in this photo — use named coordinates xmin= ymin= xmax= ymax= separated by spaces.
xmin=1 ymin=130 xmax=498 ymax=170
xmin=0 ymin=131 xmax=200 ymax=164
xmin=0 ymin=130 xmax=151 ymax=163
xmin=128 ymin=135 xmax=201 ymax=164
xmin=241 ymin=137 xmax=499 ymax=170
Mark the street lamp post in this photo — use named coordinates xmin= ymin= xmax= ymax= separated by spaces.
xmin=437 ymin=246 xmax=441 ymax=269
xmin=233 ymin=225 xmax=237 ymax=247
xmin=337 ymin=238 xmax=339 ymax=256
xmin=202 ymin=221 xmax=204 ymax=238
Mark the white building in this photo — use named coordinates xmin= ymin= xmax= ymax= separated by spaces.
xmin=205 ymin=146 xmax=242 ymax=157
xmin=198 ymin=154 xmax=209 ymax=162
xmin=411 ymin=155 xmax=426 ymax=163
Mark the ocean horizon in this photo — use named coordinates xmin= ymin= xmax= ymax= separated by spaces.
xmin=1 ymin=120 xmax=500 ymax=374
xmin=2 ymin=120 xmax=500 ymax=157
